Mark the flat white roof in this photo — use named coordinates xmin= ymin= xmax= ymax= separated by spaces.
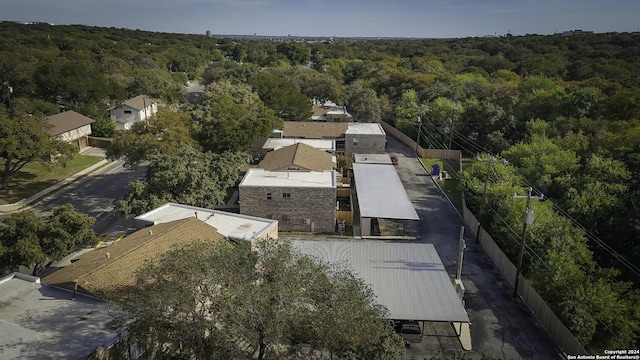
xmin=0 ymin=273 xmax=119 ymax=359
xmin=354 ymin=153 xmax=393 ymax=164
xmin=346 ymin=122 xmax=386 ymax=135
xmin=240 ymin=168 xmax=336 ymax=189
xmin=135 ymin=203 xmax=278 ymax=241
xmin=291 ymin=240 xmax=470 ymax=322
xmin=263 ymin=138 xmax=336 ymax=152
xmin=353 ymin=163 xmax=419 ymax=220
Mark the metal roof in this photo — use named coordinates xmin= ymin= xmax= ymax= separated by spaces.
xmin=135 ymin=203 xmax=278 ymax=241
xmin=291 ymin=240 xmax=470 ymax=323
xmin=353 ymin=163 xmax=419 ymax=220
xmin=353 ymin=153 xmax=393 ymax=165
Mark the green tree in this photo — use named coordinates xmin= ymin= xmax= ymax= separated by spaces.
xmin=0 ymin=111 xmax=76 ymax=191
xmin=557 ymin=154 xmax=630 ymax=229
xmin=0 ymin=204 xmax=98 ymax=276
xmin=249 ymin=72 xmax=312 ymax=121
xmin=276 ymin=43 xmax=311 ymax=65
xmin=90 ymin=115 xmax=116 ymax=138
xmin=502 ymin=130 xmax=579 ymax=195
xmin=190 ymin=81 xmax=282 ymax=153
xmin=111 ymin=240 xmax=405 ymax=360
xmin=345 ymin=81 xmax=381 ymax=122
xmin=107 ymin=108 xmax=197 ymax=168
xmin=116 ymin=145 xmax=247 ymax=217
xmin=297 ymin=70 xmax=345 ymax=105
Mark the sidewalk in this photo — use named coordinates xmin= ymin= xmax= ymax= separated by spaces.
xmin=0 ymin=148 xmax=110 ymax=214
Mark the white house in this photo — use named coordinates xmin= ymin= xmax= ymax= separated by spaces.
xmin=109 ymin=94 xmax=158 ymax=130
xmin=45 ymin=110 xmax=94 ymax=148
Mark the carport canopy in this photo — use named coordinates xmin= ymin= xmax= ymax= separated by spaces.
xmin=291 ymin=240 xmax=470 ymax=323
xmin=352 ymin=163 xmax=419 ymax=220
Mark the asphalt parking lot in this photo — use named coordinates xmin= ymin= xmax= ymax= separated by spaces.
xmin=385 ymin=135 xmax=562 ymax=359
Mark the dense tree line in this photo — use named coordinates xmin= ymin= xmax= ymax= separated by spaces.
xmin=2 ymin=21 xmax=640 ymax=351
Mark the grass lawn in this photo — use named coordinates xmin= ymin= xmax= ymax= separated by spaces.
xmin=0 ymin=155 xmax=104 ymax=205
xmin=420 ymin=158 xmax=465 ymax=213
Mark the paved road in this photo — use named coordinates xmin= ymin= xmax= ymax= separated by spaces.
xmin=31 ymin=160 xmax=147 ymax=237
xmin=386 ymin=135 xmax=562 ymax=359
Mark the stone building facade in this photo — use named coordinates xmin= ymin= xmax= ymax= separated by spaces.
xmin=239 ymin=169 xmax=337 ymax=233
xmin=344 ymin=123 xmax=387 ymax=156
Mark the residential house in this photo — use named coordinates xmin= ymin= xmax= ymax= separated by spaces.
xmin=239 ymin=168 xmax=337 ymax=233
xmin=109 ymin=94 xmax=158 ymax=130
xmin=0 ymin=272 xmax=120 ymax=359
xmin=42 ymin=217 xmax=227 ymax=297
xmin=259 ymin=142 xmax=336 ymax=171
xmin=45 ymin=110 xmax=94 ymax=148
xmin=281 ymin=121 xmax=386 ymax=156
xmin=312 ymin=101 xmax=353 ymax=122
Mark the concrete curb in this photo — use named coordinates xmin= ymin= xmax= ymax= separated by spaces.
xmin=0 ymin=159 xmax=110 ymax=214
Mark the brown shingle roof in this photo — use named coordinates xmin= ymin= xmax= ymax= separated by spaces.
xmin=123 ymin=94 xmax=157 ymax=111
xmin=283 ymin=121 xmax=348 ymax=139
xmin=45 ymin=110 xmax=95 ymax=136
xmin=259 ymin=143 xmax=335 ymax=171
xmin=42 ymin=218 xmax=226 ymax=297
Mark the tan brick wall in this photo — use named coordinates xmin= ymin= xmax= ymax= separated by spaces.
xmin=240 ymin=186 xmax=336 ymax=233
xmin=345 ymin=133 xmax=386 ymax=156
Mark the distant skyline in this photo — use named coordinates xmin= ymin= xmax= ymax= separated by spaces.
xmin=1 ymin=0 xmax=639 ymax=38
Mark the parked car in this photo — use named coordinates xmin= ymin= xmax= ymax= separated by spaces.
xmin=389 ymin=153 xmax=399 ymax=165
xmin=395 ymin=320 xmax=421 ymax=344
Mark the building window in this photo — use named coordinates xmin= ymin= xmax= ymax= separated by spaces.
xmin=352 ymin=138 xmax=358 ymax=145
xmin=282 ymin=214 xmax=290 ymax=222
xmin=266 ymin=193 xmax=272 ymax=200
xmin=124 ymin=110 xmax=132 ymax=114
xmin=283 ymin=193 xmax=291 ymax=198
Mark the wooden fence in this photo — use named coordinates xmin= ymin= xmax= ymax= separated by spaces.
xmin=462 ymin=199 xmax=587 ymax=355
xmin=379 ymin=121 xmax=461 ymax=160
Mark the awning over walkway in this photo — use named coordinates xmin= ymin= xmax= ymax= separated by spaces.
xmin=291 ymin=240 xmax=470 ymax=323
xmin=352 ymin=163 xmax=419 ymax=220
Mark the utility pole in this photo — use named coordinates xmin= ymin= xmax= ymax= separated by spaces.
xmin=448 ymin=105 xmax=457 ymax=150
xmin=474 ymin=157 xmax=507 ymax=244
xmin=512 ymin=187 xmax=544 ymax=299
xmin=415 ymin=116 xmax=422 ymax=156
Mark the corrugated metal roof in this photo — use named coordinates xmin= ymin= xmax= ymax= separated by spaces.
xmin=353 ymin=163 xmax=419 ymax=220
xmin=291 ymin=240 xmax=469 ymax=323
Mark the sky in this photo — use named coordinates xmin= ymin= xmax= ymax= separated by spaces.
xmin=1 ymin=0 xmax=639 ymax=38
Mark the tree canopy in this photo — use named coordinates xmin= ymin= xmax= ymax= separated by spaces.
xmin=110 ymin=240 xmax=405 ymax=360
xmin=116 ymin=145 xmax=247 ymax=217
xmin=106 ymin=108 xmax=198 ymax=168
xmin=0 ymin=204 xmax=98 ymax=276
xmin=189 ymin=80 xmax=282 ymax=153
xmin=0 ymin=111 xmax=76 ymax=191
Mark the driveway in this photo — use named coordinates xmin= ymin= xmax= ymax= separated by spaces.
xmin=385 ymin=135 xmax=562 ymax=359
